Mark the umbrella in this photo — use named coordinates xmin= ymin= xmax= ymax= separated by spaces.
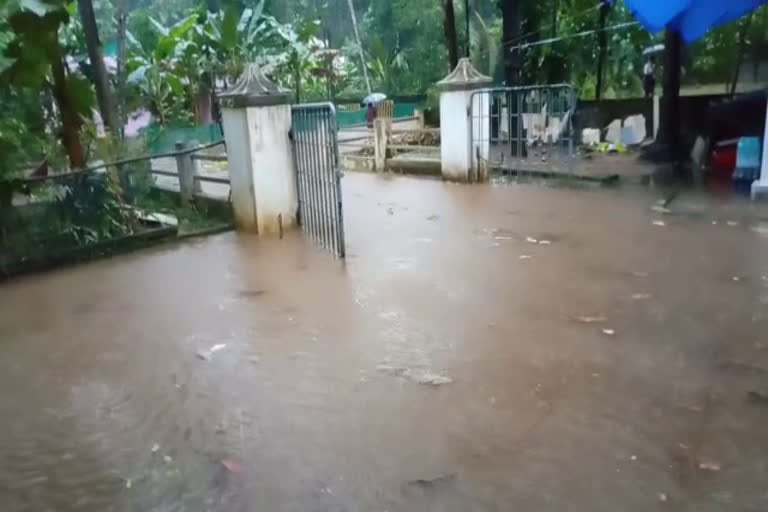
xmin=362 ymin=93 xmax=387 ymax=105
xmin=625 ymin=0 xmax=768 ymax=42
xmin=642 ymin=44 xmax=664 ymax=56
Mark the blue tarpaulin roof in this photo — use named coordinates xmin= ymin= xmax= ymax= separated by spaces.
xmin=624 ymin=0 xmax=768 ymax=42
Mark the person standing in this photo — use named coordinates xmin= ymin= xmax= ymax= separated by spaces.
xmin=643 ymin=56 xmax=655 ymax=98
xmin=365 ymin=103 xmax=376 ymax=129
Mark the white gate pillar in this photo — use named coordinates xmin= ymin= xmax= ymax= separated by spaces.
xmin=219 ymin=64 xmax=297 ymax=233
xmin=751 ymin=100 xmax=768 ymax=200
xmin=437 ymin=58 xmax=492 ymax=182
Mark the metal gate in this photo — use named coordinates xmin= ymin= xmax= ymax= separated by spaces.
xmin=291 ymin=102 xmax=346 ymax=258
xmin=470 ymin=85 xmax=576 ymax=177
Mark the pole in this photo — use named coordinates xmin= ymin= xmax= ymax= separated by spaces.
xmin=595 ymin=0 xmax=609 ymax=100
xmin=346 ymin=0 xmax=371 ymax=94
xmin=465 ymin=0 xmax=470 ymax=57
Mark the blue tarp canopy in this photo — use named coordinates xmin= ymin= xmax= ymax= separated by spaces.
xmin=624 ymin=0 xmax=768 ymax=42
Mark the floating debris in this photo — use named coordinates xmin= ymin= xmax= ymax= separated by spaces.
xmin=426 ymin=214 xmax=439 ymax=221
xmin=538 ymin=240 xmax=551 ymax=245
xmin=151 ymin=443 xmax=160 ymax=453
xmin=376 ymin=364 xmax=408 ymax=377
xmin=411 ymin=373 xmax=454 ymax=386
xmin=652 ymin=220 xmax=666 ymax=227
xmin=631 ymin=271 xmax=649 ymax=278
xmin=732 ymin=276 xmax=741 ymax=282
xmin=570 ymin=315 xmax=607 ymax=324
xmin=698 ymin=460 xmax=721 ymax=472
xmin=376 ymin=364 xmax=453 ymax=386
xmin=651 ymin=205 xmax=671 ymax=214
xmin=163 ymin=455 xmax=173 ymax=464
xmin=221 ymin=457 xmax=245 ymax=474
xmin=406 ymin=473 xmax=456 ymax=490
xmin=630 ymin=455 xmax=637 ymax=461
xmin=519 ymin=254 xmax=532 ymax=260
xmin=658 ymin=492 xmax=668 ymax=502
xmin=602 ymin=328 xmax=616 ymax=336
xmin=747 ymin=390 xmax=768 ymax=405
xmin=525 ymin=236 xmax=538 ymax=243
xmin=238 ymin=289 xmax=266 ymax=298
xmin=631 ymin=293 xmax=652 ymax=300
xmin=726 ymin=220 xmax=739 ymax=227
xmin=196 ymin=343 xmax=227 ymax=361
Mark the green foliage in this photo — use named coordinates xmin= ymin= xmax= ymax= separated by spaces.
xmin=359 ymin=0 xmax=449 ymax=94
xmin=0 ymin=117 xmax=43 ymax=180
xmin=124 ymin=0 xmax=328 ymax=116
xmin=54 ymin=172 xmax=134 ymax=244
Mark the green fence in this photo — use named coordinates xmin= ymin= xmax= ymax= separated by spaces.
xmin=335 ymin=101 xmax=423 ymax=127
xmin=142 ymin=101 xmax=424 ymax=150
xmin=142 ymin=124 xmax=223 ymax=155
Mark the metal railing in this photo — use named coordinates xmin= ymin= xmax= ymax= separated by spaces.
xmin=469 ymin=85 xmax=577 ymax=177
xmin=291 ymin=102 xmax=345 ymax=258
xmin=5 ymin=140 xmax=231 ymax=205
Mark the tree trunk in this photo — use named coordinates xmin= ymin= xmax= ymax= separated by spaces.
xmin=730 ymin=12 xmax=753 ymax=96
xmin=78 ymin=0 xmax=120 ymax=136
xmin=50 ymin=47 xmax=86 ymax=169
xmin=443 ymin=0 xmax=459 ymax=69
xmin=657 ymin=29 xmax=682 ymax=150
xmin=115 ymin=3 xmax=128 ymax=132
xmin=500 ymin=0 xmax=521 ymax=86
xmin=464 ymin=0 xmax=470 ymax=58
xmin=346 ymin=0 xmax=371 ymax=94
xmin=595 ymin=0 xmax=609 ymax=100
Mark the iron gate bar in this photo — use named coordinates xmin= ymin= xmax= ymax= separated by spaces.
xmin=291 ymin=102 xmax=345 ymax=258
xmin=469 ymin=85 xmax=576 ymax=177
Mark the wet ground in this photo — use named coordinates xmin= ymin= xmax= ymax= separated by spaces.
xmin=2 ymin=174 xmax=768 ymax=511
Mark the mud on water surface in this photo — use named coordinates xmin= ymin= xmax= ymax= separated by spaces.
xmin=2 ymin=173 xmax=768 ymax=511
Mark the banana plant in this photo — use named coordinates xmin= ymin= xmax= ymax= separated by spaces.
xmin=1 ymin=0 xmax=93 ymax=168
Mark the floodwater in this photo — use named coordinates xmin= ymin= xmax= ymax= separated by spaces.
xmin=2 ymin=173 xmax=768 ymax=511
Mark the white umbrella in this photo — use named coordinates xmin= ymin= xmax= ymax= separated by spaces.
xmin=362 ymin=93 xmax=387 ymax=105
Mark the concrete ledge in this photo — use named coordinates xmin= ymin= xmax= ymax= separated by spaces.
xmin=751 ymin=182 xmax=768 ymax=200
xmin=492 ymin=167 xmax=620 ymax=185
xmin=341 ymin=154 xmax=375 ymax=172
xmin=387 ymin=153 xmax=441 ymax=176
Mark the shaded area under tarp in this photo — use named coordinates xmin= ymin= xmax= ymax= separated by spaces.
xmin=624 ymin=0 xmax=768 ymax=41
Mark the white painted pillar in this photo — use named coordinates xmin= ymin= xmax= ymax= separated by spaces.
xmin=653 ymin=94 xmax=660 ymax=140
xmin=750 ymin=100 xmax=768 ymax=200
xmin=439 ymin=89 xmax=472 ymax=181
xmin=219 ymin=64 xmax=297 ymax=233
xmin=436 ymin=58 xmax=492 ymax=182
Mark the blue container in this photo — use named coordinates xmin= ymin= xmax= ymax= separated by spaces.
xmin=732 ymin=136 xmax=762 ymax=195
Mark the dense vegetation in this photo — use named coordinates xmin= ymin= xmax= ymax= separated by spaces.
xmin=1 ymin=0 xmax=766 ymax=173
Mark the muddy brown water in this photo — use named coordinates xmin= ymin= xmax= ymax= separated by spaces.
xmin=2 ymin=173 xmax=768 ymax=511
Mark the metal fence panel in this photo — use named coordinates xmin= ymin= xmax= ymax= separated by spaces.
xmin=291 ymin=103 xmax=346 ymax=258
xmin=470 ymin=85 xmax=576 ymax=176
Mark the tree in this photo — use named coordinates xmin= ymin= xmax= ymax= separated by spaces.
xmin=1 ymin=0 xmax=91 ymax=168
xmin=594 ymin=0 xmax=610 ymax=99
xmin=656 ymin=29 xmax=681 ymax=151
xmin=78 ymin=0 xmax=120 ymax=134
xmin=346 ymin=0 xmax=370 ymax=93
xmin=443 ymin=0 xmax=459 ymax=68
xmin=114 ymin=0 xmax=129 ymax=128
xmin=499 ymin=0 xmax=521 ymax=85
